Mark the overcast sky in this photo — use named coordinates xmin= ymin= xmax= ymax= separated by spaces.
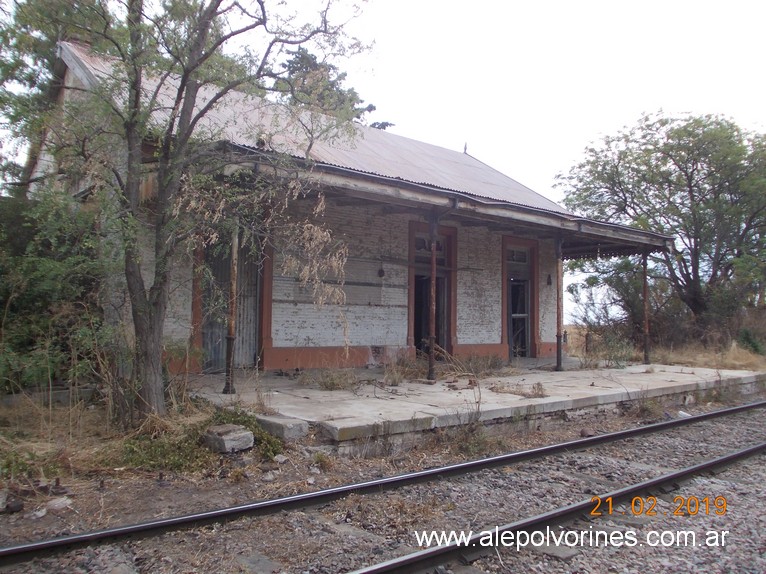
xmin=343 ymin=0 xmax=766 ymax=204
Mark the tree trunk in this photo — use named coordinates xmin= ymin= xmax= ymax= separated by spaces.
xmin=133 ymin=305 xmax=166 ymax=416
xmin=124 ymin=243 xmax=168 ymax=417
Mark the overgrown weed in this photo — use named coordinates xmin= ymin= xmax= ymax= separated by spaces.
xmin=488 ymin=381 xmax=547 ymax=398
xmin=298 ymin=368 xmax=358 ymax=390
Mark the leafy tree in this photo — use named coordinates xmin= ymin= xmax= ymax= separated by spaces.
xmin=0 ymin=0 xmax=112 ymax=194
xmin=0 ymin=191 xmax=107 ymax=394
xmin=273 ymin=46 xmax=375 ymax=154
xmin=559 ymin=113 xmax=766 ymax=337
xmin=4 ymin=0 xmax=371 ymax=420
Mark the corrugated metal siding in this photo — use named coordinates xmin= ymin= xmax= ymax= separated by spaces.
xmin=202 ymin=244 xmax=260 ymax=372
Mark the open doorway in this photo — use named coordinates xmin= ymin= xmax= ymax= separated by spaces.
xmin=508 ymin=279 xmax=530 ymax=357
xmin=413 ymin=273 xmax=449 ymax=353
xmin=505 ymin=244 xmax=534 ymax=359
xmin=410 ymin=224 xmax=455 ymax=356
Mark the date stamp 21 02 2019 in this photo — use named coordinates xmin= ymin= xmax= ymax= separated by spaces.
xmin=590 ymin=495 xmax=727 ymax=517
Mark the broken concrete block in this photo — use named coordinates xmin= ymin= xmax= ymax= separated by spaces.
xmin=204 ymin=424 xmax=254 ymax=453
xmin=255 ymin=414 xmax=308 ymax=441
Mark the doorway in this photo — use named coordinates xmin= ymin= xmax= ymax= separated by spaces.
xmin=409 ymin=224 xmax=455 ymax=356
xmin=414 ymin=273 xmax=449 ymax=353
xmin=508 ymin=279 xmax=530 ymax=357
xmin=505 ymin=244 xmax=534 ymax=359
xmin=201 ymin=245 xmax=262 ymax=372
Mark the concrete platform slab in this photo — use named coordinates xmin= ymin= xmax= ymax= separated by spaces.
xmin=187 ymin=363 xmax=765 ymax=455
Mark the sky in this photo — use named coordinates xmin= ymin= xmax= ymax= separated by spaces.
xmin=342 ymin=0 xmax=766 ymax=204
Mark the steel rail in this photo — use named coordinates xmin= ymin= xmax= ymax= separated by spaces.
xmin=0 ymin=400 xmax=764 ymax=567
xmin=349 ymin=441 xmax=766 ymax=574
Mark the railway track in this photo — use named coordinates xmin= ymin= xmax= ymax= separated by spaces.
xmin=349 ymin=443 xmax=765 ymax=573
xmin=2 ymin=400 xmax=765 ymax=572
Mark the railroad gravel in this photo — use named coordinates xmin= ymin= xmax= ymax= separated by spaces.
xmin=475 ymin=455 xmax=766 ymax=574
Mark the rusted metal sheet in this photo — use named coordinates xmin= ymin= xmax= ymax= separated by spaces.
xmin=202 ymin=244 xmax=260 ymax=373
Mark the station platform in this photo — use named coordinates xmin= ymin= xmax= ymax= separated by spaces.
xmin=187 ymin=360 xmax=766 ymax=455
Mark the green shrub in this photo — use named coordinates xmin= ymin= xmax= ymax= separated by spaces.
xmin=122 ymin=432 xmax=215 ymax=472
xmin=738 ymin=328 xmax=765 ymax=355
xmin=120 ymin=408 xmax=283 ymax=472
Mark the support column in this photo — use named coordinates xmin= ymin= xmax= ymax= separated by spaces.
xmin=643 ymin=251 xmax=650 ymax=365
xmin=555 ymin=237 xmax=564 ymax=372
xmin=427 ymin=211 xmax=438 ymax=381
xmin=223 ymin=223 xmax=239 ymax=394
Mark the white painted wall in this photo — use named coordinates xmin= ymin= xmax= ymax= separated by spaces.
xmin=537 ymin=239 xmax=559 ymax=343
xmin=456 ymin=226 xmax=503 ymax=344
xmin=271 ymin=204 xmax=411 ymax=348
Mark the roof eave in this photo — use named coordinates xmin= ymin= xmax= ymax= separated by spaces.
xmin=228 ymin=144 xmax=673 ymax=259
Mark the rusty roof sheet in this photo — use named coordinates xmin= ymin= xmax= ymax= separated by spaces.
xmin=59 ymin=41 xmax=569 ymax=215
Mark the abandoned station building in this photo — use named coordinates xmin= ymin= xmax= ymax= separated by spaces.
xmin=34 ymin=42 xmax=673 ymax=374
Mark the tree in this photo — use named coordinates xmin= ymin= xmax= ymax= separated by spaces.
xmin=0 ymin=191 xmax=106 ymax=394
xmin=4 ymin=0 xmax=370 ymax=419
xmin=0 ymin=0 xmax=112 ymax=194
xmin=559 ymin=113 xmax=766 ymax=337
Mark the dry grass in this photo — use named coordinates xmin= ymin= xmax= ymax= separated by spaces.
xmin=488 ymin=381 xmax=547 ymax=398
xmin=0 ymin=392 xmax=221 ymax=480
xmin=0 ymin=395 xmax=118 ymax=479
xmin=652 ymin=343 xmax=766 ymax=371
xmin=566 ymin=324 xmax=766 ymax=371
xmin=383 ymin=349 xmax=513 ymax=384
xmin=297 ymin=368 xmax=359 ymax=390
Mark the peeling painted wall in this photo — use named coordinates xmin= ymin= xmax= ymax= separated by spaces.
xmin=271 ymin=204 xmax=411 ymax=348
xmin=456 ymin=226 xmax=503 ymax=345
xmin=537 ymin=239 xmax=559 ymax=343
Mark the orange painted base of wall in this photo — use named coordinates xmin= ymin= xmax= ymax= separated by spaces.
xmin=173 ymin=342 xmax=570 ymax=374
xmin=255 ymin=342 xmax=569 ymax=371
xmin=262 ymin=346 xmax=375 ymax=370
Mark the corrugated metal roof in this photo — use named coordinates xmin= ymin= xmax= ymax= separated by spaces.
xmin=306 ymin=126 xmax=569 ymax=213
xmin=59 ymin=41 xmax=569 ymax=215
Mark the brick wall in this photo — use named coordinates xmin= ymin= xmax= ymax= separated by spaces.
xmin=537 ymin=239 xmax=558 ymax=344
xmin=456 ymin=226 xmax=503 ymax=345
xmin=271 ymin=203 xmax=410 ymax=349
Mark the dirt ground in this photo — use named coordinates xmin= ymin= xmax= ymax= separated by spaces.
xmin=1 ymin=392 xmax=684 ymax=547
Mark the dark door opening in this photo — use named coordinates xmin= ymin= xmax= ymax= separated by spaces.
xmin=508 ymin=279 xmax=530 ymax=358
xmin=414 ymin=274 xmax=449 ymax=354
xmin=202 ymin=246 xmax=262 ymax=372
